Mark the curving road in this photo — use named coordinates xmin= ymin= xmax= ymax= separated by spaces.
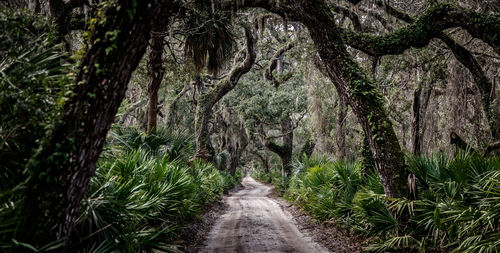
xmin=199 ymin=176 xmax=330 ymax=253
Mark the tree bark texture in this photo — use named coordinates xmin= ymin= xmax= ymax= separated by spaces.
xmin=146 ymin=19 xmax=167 ymax=134
xmin=20 ymin=0 xmax=174 ymax=249
xmin=411 ymin=86 xmax=422 ymax=155
xmin=194 ymin=25 xmax=257 ymax=161
xmin=336 ymin=93 xmax=347 ymax=159
xmin=410 ymin=82 xmax=433 ymax=155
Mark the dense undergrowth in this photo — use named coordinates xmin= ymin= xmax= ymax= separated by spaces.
xmin=0 ymin=10 xmax=242 ymax=252
xmin=1 ymin=125 xmax=242 ymax=252
xmin=253 ymin=152 xmax=500 ymax=252
xmin=70 ymin=127 xmax=242 ymax=252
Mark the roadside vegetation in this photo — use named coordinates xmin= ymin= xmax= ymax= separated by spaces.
xmin=71 ymin=127 xmax=241 ymax=252
xmin=254 ymin=152 xmax=500 ymax=252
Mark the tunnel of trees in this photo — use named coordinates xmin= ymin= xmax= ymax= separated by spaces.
xmin=0 ymin=0 xmax=499 ymax=252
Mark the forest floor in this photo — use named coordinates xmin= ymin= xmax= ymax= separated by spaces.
xmin=188 ymin=176 xmax=362 ymax=253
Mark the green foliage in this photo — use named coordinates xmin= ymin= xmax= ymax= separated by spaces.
xmin=286 ymin=158 xmax=362 ymax=222
xmin=0 ymin=9 xmax=72 ymax=183
xmin=254 ymin=152 xmax=500 ymax=252
xmin=182 ymin=2 xmax=235 ymax=75
xmin=235 ymin=75 xmax=307 ymax=128
xmin=253 ymin=167 xmax=283 ymax=186
xmin=71 ymin=127 xmax=240 ymax=252
xmin=0 ymin=9 xmax=73 ymax=251
xmin=214 ymin=150 xmax=230 ymax=170
xmin=108 ymin=126 xmax=194 ymax=162
xmin=0 ymin=8 xmax=56 ymax=59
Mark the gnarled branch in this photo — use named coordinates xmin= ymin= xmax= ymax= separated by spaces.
xmin=194 ymin=24 xmax=257 ymax=161
xmin=342 ymin=3 xmax=500 ymax=56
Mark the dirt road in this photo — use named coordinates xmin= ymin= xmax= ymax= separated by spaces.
xmin=199 ymin=176 xmax=330 ymax=253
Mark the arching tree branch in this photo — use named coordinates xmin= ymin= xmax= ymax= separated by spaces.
xmin=342 ymin=3 xmax=500 ymax=56
xmin=194 ymin=24 xmax=257 ymax=161
xmin=369 ymin=2 xmax=499 ymax=139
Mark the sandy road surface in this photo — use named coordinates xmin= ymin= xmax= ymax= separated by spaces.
xmin=199 ymin=176 xmax=330 ymax=253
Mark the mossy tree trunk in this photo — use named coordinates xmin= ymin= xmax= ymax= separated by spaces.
xmin=227 ymin=125 xmax=248 ymax=176
xmin=341 ymin=3 xmax=500 ymax=56
xmin=19 ymin=0 xmax=174 ymax=249
xmin=240 ymin=0 xmax=498 ymax=197
xmin=194 ymin=26 xmax=257 ymax=161
xmin=305 ymin=8 xmax=408 ymax=198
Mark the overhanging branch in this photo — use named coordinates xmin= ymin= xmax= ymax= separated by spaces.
xmin=342 ymin=3 xmax=500 ymax=56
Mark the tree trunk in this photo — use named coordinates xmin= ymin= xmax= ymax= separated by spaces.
xmin=281 ymin=151 xmax=292 ymax=181
xmin=257 ymin=152 xmax=270 ymax=173
xmin=19 ymin=0 xmax=174 ymax=249
xmin=419 ymin=85 xmax=432 ymax=153
xmin=360 ymin=1 xmax=499 ymax=140
xmin=284 ymin=0 xmax=408 ymax=198
xmin=264 ymin=117 xmax=293 ymax=185
xmin=281 ymin=118 xmax=293 ymax=175
xmin=226 ymin=115 xmax=249 ymax=176
xmin=228 ymin=133 xmax=248 ymax=176
xmin=146 ymin=21 xmax=167 ymax=134
xmin=194 ymin=25 xmax=257 ymax=161
xmin=336 ymin=93 xmax=347 ymax=159
xmin=28 ymin=0 xmax=40 ymax=12
xmin=438 ymin=34 xmax=499 ymax=140
xmin=410 ymin=81 xmax=432 ymax=155
xmin=411 ymin=86 xmax=422 ymax=155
